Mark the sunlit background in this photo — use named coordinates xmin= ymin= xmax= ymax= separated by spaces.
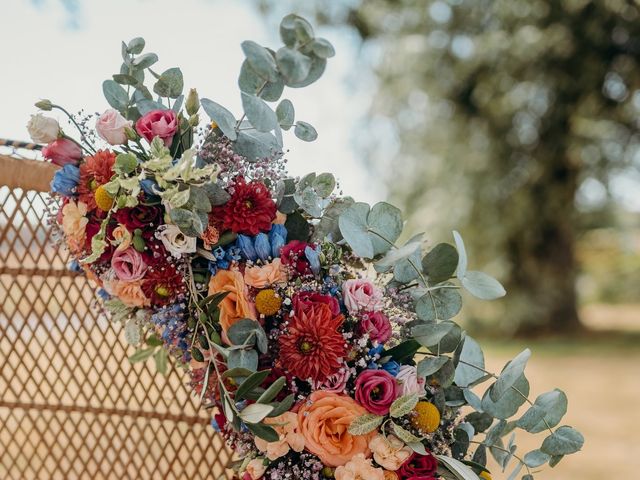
xmin=1 ymin=0 xmax=639 ymax=478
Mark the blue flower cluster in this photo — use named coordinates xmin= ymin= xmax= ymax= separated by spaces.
xmin=151 ymin=304 xmax=189 ymax=356
xmin=367 ymin=345 xmax=400 ymax=375
xmin=235 ymin=224 xmax=287 ymax=262
xmin=207 ymin=245 xmax=242 ymax=275
xmin=51 ymin=164 xmax=79 ymax=197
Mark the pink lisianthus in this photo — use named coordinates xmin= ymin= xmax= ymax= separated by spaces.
xmin=312 ymin=367 xmax=350 ymax=393
xmin=396 ymin=365 xmax=426 ymax=396
xmin=342 ymin=278 xmax=385 ymax=314
xmin=96 ymin=108 xmax=132 ymax=145
xmin=42 ymin=138 xmax=82 ymax=166
xmin=358 ymin=311 xmax=392 ymax=343
xmin=135 ymin=109 xmax=178 ymax=146
xmin=355 ymin=369 xmax=400 ymax=415
xmin=111 ymin=247 xmax=148 ymax=281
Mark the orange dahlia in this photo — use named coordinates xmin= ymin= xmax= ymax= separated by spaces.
xmin=278 ymin=303 xmax=347 ymax=383
xmin=78 ymin=150 xmax=116 ymax=211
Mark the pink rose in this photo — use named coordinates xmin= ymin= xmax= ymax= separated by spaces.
xmin=355 ymin=369 xmax=400 ymax=415
xmin=312 ymin=368 xmax=350 ymax=393
xmin=42 ymin=138 xmax=82 ymax=166
xmin=111 ymin=247 xmax=148 ymax=281
xmin=293 ymin=291 xmax=341 ymax=316
xmin=342 ymin=279 xmax=385 ymax=314
xmin=135 ymin=109 xmax=178 ymax=147
xmin=96 ymin=108 xmax=132 ymax=145
xmin=358 ymin=311 xmax=392 ymax=343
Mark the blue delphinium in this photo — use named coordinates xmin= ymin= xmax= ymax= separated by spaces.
xmin=51 ymin=164 xmax=80 ymax=197
xmin=305 ymin=245 xmax=321 ymax=275
xmin=381 ymin=360 xmax=401 ymax=376
xmin=236 ymin=224 xmax=288 ymax=262
xmin=151 ymin=304 xmax=189 ymax=356
xmin=208 ymin=245 xmax=242 ymax=274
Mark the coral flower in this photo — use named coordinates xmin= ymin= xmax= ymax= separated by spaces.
xmin=335 ymin=453 xmax=385 ymax=480
xmin=243 ymin=258 xmax=288 ymax=288
xmin=278 ymin=303 xmax=347 ymax=384
xmin=78 ymin=150 xmax=116 ymax=211
xmin=61 ymin=200 xmax=88 ymax=253
xmin=213 ymin=177 xmax=276 ymax=235
xmin=208 ymin=269 xmax=257 ymax=337
xmin=297 ymin=391 xmax=374 ymax=467
xmin=254 ymin=412 xmax=305 ymax=461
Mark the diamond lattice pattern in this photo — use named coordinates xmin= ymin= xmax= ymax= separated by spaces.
xmin=0 ymin=186 xmax=231 ymax=479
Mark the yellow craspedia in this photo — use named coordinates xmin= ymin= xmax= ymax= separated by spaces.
xmin=210 ymin=120 xmax=218 ymax=130
xmin=94 ymin=185 xmax=113 ymax=211
xmin=479 ymin=472 xmax=492 ymax=480
xmin=411 ymin=401 xmax=441 ymax=434
xmin=255 ymin=289 xmax=282 ymax=316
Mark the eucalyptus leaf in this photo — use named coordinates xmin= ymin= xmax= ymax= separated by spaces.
xmin=368 ymin=202 xmax=403 ymax=255
xmin=517 ymin=389 xmax=568 ymax=434
xmin=294 ymin=121 xmax=318 ymax=141
xmin=417 ymin=355 xmax=449 ymax=378
xmin=312 ymin=38 xmax=336 ymax=58
xmin=153 ymin=67 xmax=184 ymax=98
xmin=453 ymin=230 xmax=468 ymax=277
xmin=241 ymin=92 xmax=278 ymax=132
xmin=201 ymin=98 xmax=237 ymax=141
xmin=462 ymin=271 xmax=506 ymax=300
xmin=415 ymin=287 xmax=462 ymax=321
xmin=339 ymin=202 xmax=373 ymax=258
xmin=540 ymin=426 xmax=584 ymax=456
xmin=276 ymin=99 xmax=295 ymax=129
xmin=238 ymin=60 xmax=285 ymax=102
xmin=454 ymin=336 xmax=485 ymax=388
xmin=154 ymin=348 xmax=168 ymax=375
xmin=233 ymin=128 xmax=281 ymax=161
xmin=423 ymin=243 xmax=459 ymax=284
xmin=127 ymin=37 xmax=145 ymax=54
xmin=412 ymin=321 xmax=455 ymax=347
xmin=241 ymin=40 xmax=279 ymax=82
xmin=102 ymin=80 xmax=128 ymax=111
xmin=482 ymin=374 xmax=530 ymax=419
xmin=523 ymin=449 xmax=551 ymax=468
xmin=276 ymin=47 xmax=312 ymax=84
xmin=227 ymin=348 xmax=258 ymax=372
xmin=491 ymin=349 xmax=531 ymax=401
xmin=288 ymin=55 xmax=327 ymax=88
xmin=132 ymin=52 xmax=158 ymax=69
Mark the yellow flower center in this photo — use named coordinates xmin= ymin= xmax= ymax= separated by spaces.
xmin=411 ymin=401 xmax=441 ymax=434
xmin=155 ymin=285 xmax=170 ymax=298
xmin=479 ymin=472 xmax=492 ymax=480
xmin=299 ymin=340 xmax=314 ymax=354
xmin=94 ymin=185 xmax=113 ymax=212
xmin=255 ymin=289 xmax=282 ymax=316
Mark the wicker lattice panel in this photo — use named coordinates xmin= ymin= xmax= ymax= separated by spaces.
xmin=0 ymin=183 xmax=230 ymax=480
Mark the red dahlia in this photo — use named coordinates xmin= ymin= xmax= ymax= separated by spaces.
xmin=141 ymin=263 xmax=186 ymax=306
xmin=213 ymin=177 xmax=276 ymax=235
xmin=278 ymin=303 xmax=347 ymax=384
xmin=78 ymin=150 xmax=116 ymax=211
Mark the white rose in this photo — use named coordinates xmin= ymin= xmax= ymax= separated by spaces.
xmin=96 ymin=108 xmax=132 ymax=145
xmin=157 ymin=224 xmax=197 ymax=257
xmin=396 ymin=365 xmax=426 ymax=396
xmin=26 ymin=114 xmax=60 ymax=143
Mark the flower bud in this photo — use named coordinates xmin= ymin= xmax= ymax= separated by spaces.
xmin=124 ymin=125 xmax=138 ymax=141
xmin=35 ymin=99 xmax=53 ymax=111
xmin=185 ymin=88 xmax=200 ymax=115
xmin=188 ymin=113 xmax=200 ymax=127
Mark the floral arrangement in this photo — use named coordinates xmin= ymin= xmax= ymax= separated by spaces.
xmin=31 ymin=14 xmax=583 ymax=480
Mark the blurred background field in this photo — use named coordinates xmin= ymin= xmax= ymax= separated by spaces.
xmin=2 ymin=0 xmax=640 ymax=478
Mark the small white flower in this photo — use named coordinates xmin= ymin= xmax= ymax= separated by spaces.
xmin=27 ymin=113 xmax=60 ymax=143
xmin=156 ymin=224 xmax=196 ymax=257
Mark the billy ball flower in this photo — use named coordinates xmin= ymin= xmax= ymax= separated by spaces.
xmin=255 ymin=289 xmax=282 ymax=316
xmin=94 ymin=185 xmax=114 ymax=212
xmin=410 ymin=401 xmax=441 ymax=434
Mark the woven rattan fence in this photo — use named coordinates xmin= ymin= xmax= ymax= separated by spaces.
xmin=0 ymin=153 xmax=230 ymax=479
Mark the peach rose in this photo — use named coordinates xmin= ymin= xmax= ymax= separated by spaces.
xmin=103 ymin=278 xmax=149 ymax=308
xmin=334 ymin=453 xmax=385 ymax=480
xmin=254 ymin=412 xmax=305 ymax=461
xmin=112 ymin=225 xmax=132 ymax=252
xmin=208 ymin=269 xmax=257 ymax=337
xmin=244 ymin=258 xmax=288 ymax=289
xmin=298 ymin=391 xmax=374 ymax=467
xmin=369 ymin=434 xmax=412 ymax=471
xmin=273 ymin=211 xmax=287 ymax=224
xmin=245 ymin=458 xmax=267 ymax=480
xmin=61 ymin=200 xmax=88 ymax=253
xmin=383 ymin=471 xmax=399 ymax=480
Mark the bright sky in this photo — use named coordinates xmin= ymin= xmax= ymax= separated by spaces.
xmin=0 ymin=0 xmax=385 ymax=204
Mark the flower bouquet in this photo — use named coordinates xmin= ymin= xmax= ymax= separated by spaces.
xmin=32 ymin=14 xmax=583 ymax=480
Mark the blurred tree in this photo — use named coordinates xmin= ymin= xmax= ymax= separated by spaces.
xmin=260 ymin=0 xmax=640 ymax=335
